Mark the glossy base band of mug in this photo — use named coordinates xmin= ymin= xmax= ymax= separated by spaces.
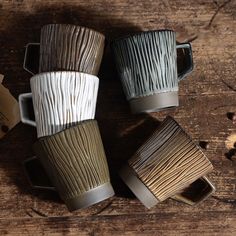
xmin=65 ymin=182 xmax=115 ymax=211
xmin=129 ymin=91 xmax=179 ymax=114
xmin=119 ymin=164 xmax=159 ymax=209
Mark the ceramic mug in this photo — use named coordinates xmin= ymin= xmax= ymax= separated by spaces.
xmin=33 ymin=120 xmax=114 ymax=211
xmin=19 ymin=71 xmax=99 ymax=138
xmin=119 ymin=116 xmax=214 ymax=209
xmin=111 ymin=30 xmax=193 ymax=114
xmin=23 ymin=24 xmax=105 ymax=75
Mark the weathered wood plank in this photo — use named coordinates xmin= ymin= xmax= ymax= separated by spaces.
xmin=0 ymin=0 xmax=236 ymax=234
xmin=0 ymin=211 xmax=236 ymax=236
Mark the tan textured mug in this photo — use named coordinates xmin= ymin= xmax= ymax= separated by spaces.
xmin=23 ymin=24 xmax=105 ymax=75
xmin=19 ymin=71 xmax=99 ymax=138
xmin=33 ymin=120 xmax=114 ymax=211
xmin=119 ymin=116 xmax=215 ymax=209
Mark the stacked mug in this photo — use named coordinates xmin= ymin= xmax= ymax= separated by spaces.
xmin=19 ymin=24 xmax=115 ymax=211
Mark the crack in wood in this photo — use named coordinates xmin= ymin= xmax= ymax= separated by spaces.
xmin=221 ymin=79 xmax=236 ymax=92
xmin=25 ymin=211 xmax=33 ymax=217
xmin=93 ymin=200 xmax=113 ymax=216
xmin=30 ymin=207 xmax=47 ymax=217
xmin=210 ymin=104 xmax=236 ymax=112
xmin=212 ymin=196 xmax=236 ymax=206
xmin=188 ymin=35 xmax=198 ymax=42
xmin=207 ymin=0 xmax=232 ymax=28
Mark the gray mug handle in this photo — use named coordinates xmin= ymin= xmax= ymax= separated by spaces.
xmin=176 ymin=43 xmax=193 ymax=81
xmin=171 ymin=176 xmax=215 ymax=205
xmin=23 ymin=43 xmax=40 ymax=75
xmin=18 ymin=93 xmax=36 ymax=127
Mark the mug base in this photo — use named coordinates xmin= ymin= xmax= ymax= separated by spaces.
xmin=119 ymin=164 xmax=159 ymax=209
xmin=129 ymin=91 xmax=179 ymax=114
xmin=65 ymin=182 xmax=115 ymax=211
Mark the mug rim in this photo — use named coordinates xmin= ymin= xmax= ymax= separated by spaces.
xmin=111 ymin=29 xmax=174 ymax=44
xmin=37 ymin=119 xmax=96 ymax=140
xmin=30 ymin=71 xmax=99 ymax=82
xmin=41 ymin=24 xmax=105 ymax=39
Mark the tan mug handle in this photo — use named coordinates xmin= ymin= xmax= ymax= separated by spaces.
xmin=171 ymin=176 xmax=215 ymax=205
xmin=23 ymin=43 xmax=40 ymax=75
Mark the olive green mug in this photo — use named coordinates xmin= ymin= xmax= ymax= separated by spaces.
xmin=33 ymin=120 xmax=114 ymax=211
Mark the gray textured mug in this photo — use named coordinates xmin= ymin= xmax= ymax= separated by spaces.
xmin=23 ymin=24 xmax=105 ymax=75
xmin=111 ymin=30 xmax=193 ymax=114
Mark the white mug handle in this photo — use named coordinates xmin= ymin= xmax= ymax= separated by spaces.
xmin=18 ymin=93 xmax=36 ymax=127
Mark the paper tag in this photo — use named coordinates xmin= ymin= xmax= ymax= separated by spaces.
xmin=0 ymin=74 xmax=20 ymax=139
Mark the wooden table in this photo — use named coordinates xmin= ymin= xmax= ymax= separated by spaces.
xmin=0 ymin=0 xmax=236 ymax=235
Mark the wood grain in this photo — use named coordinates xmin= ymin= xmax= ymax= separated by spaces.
xmin=0 ymin=0 xmax=236 ymax=235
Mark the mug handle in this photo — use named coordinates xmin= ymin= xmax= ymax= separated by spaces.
xmin=23 ymin=43 xmax=40 ymax=75
xmin=18 ymin=93 xmax=36 ymax=127
xmin=171 ymin=176 xmax=215 ymax=205
xmin=23 ymin=156 xmax=56 ymax=191
xmin=176 ymin=43 xmax=193 ymax=81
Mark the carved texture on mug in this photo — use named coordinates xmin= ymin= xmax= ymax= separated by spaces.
xmin=40 ymin=24 xmax=105 ymax=75
xmin=30 ymin=71 xmax=99 ymax=137
xmin=112 ymin=31 xmax=178 ymax=100
xmin=37 ymin=120 xmax=110 ymax=201
xmin=128 ymin=116 xmax=213 ymax=202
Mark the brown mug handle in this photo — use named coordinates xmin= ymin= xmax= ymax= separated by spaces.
xmin=171 ymin=176 xmax=215 ymax=205
xmin=23 ymin=43 xmax=40 ymax=75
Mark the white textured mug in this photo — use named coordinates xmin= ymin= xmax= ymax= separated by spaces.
xmin=19 ymin=71 xmax=99 ymax=137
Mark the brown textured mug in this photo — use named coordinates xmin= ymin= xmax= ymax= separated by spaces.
xmin=119 ymin=116 xmax=215 ymax=209
xmin=23 ymin=24 xmax=105 ymax=75
xmin=33 ymin=119 xmax=114 ymax=211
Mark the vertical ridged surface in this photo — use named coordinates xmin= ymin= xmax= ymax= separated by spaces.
xmin=34 ymin=120 xmax=111 ymax=201
xmin=40 ymin=24 xmax=105 ymax=75
xmin=128 ymin=116 xmax=213 ymax=202
xmin=112 ymin=31 xmax=178 ymax=100
xmin=30 ymin=71 xmax=99 ymax=138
